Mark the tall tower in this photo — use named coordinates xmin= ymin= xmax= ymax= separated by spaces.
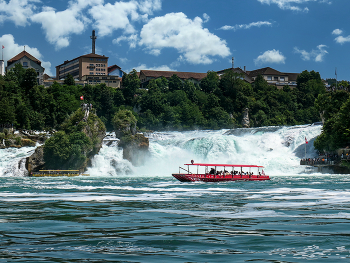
xmin=90 ymin=30 xmax=97 ymax=54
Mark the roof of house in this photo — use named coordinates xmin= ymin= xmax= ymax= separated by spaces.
xmin=246 ymin=67 xmax=300 ymax=82
xmin=217 ymin=67 xmax=247 ymax=75
xmin=140 ymin=70 xmax=207 ymax=81
xmin=247 ymin=67 xmax=287 ymax=77
xmin=56 ymin=53 xmax=109 ymax=68
xmin=108 ymin=64 xmax=122 ymax=73
xmin=7 ymin=51 xmax=41 ymax=65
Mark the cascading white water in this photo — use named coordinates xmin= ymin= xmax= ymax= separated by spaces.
xmin=0 ymin=124 xmax=323 ymax=177
xmin=88 ymin=124 xmax=323 ymax=177
xmin=0 ymin=146 xmax=36 ymax=177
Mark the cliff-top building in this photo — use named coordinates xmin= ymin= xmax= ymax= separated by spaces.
xmin=217 ymin=66 xmax=299 ymax=89
xmin=55 ymin=30 xmax=123 ymax=88
xmin=6 ymin=50 xmax=45 ymax=85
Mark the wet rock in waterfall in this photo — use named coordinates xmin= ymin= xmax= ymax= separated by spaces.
xmin=110 ymin=159 xmax=133 ymax=175
xmin=242 ymin=108 xmax=250 ymax=128
xmin=26 ymin=146 xmax=45 ymax=174
xmin=112 ymin=109 xmax=149 ymax=166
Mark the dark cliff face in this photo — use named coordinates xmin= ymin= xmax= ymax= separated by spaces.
xmin=26 ymin=109 xmax=106 ymax=174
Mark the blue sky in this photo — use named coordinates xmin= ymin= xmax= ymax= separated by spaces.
xmin=0 ymin=0 xmax=349 ymax=81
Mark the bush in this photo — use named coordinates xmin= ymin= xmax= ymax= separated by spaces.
xmin=15 ymin=136 xmax=22 ymax=145
xmin=21 ymin=139 xmax=36 ymax=147
xmin=0 ymin=132 xmax=5 ymax=141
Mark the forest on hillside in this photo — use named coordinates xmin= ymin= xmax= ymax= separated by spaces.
xmin=0 ymin=64 xmax=327 ymax=133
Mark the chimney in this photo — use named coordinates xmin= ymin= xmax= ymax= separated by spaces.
xmin=244 ymin=66 xmax=246 ymax=72
xmin=90 ymin=30 xmax=97 ymax=54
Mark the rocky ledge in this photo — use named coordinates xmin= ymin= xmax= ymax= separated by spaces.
xmin=26 ymin=108 xmax=106 ymax=174
xmin=112 ymin=109 xmax=149 ymax=166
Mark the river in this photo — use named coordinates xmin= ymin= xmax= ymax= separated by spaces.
xmin=1 ymin=124 xmax=350 ymax=262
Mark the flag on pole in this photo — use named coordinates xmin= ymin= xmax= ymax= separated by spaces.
xmin=305 ymin=137 xmax=308 ymax=144
xmin=80 ymin=96 xmax=84 ymax=100
xmin=1 ymin=45 xmax=4 ymax=49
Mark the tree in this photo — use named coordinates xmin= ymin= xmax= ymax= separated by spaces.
xmin=64 ymin=73 xmax=75 ymax=86
xmin=122 ymin=69 xmax=140 ymax=105
xmin=168 ymin=74 xmax=183 ymax=92
xmin=22 ymin=68 xmax=38 ymax=92
xmin=200 ymin=71 xmax=219 ymax=93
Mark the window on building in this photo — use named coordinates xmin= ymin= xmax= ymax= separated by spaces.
xmin=90 ymin=58 xmax=94 ymax=61
xmin=23 ymin=62 xmax=28 ymax=67
xmin=90 ymin=72 xmax=94 ymax=75
xmin=267 ymin=76 xmax=272 ymax=81
xmin=274 ymin=77 xmax=278 ymax=81
xmin=280 ymin=77 xmax=285 ymax=81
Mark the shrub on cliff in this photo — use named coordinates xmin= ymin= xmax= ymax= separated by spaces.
xmin=112 ymin=109 xmax=137 ymax=138
xmin=44 ymin=130 xmax=92 ymax=169
xmin=43 ymin=108 xmax=105 ymax=170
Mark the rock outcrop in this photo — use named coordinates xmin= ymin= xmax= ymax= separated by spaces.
xmin=26 ymin=146 xmax=45 ymax=174
xmin=25 ymin=108 xmax=106 ymax=174
xmin=112 ymin=109 xmax=149 ymax=166
xmin=242 ymin=108 xmax=250 ymax=128
xmin=120 ymin=133 xmax=149 ymax=166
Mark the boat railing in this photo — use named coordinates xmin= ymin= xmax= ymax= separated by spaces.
xmin=179 ymin=166 xmax=192 ymax=174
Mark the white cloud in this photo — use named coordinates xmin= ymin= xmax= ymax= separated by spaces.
xmin=335 ymin=35 xmax=350 ymax=44
xmin=332 ymin=29 xmax=350 ymax=44
xmin=294 ymin=44 xmax=328 ymax=62
xmin=127 ymin=63 xmax=175 ymax=73
xmin=0 ymin=34 xmax=53 ymax=76
xmin=203 ymin=13 xmax=210 ymax=23
xmin=254 ymin=49 xmax=286 ymax=65
xmin=113 ymin=34 xmax=139 ymax=49
xmin=257 ymin=0 xmax=331 ymax=12
xmin=138 ymin=0 xmax=161 ymax=15
xmin=332 ymin=29 xmax=342 ymax=35
xmin=89 ymin=0 xmax=161 ymax=37
xmin=89 ymin=1 xmax=139 ymax=37
xmin=220 ymin=21 xmax=272 ymax=31
xmin=0 ymin=0 xmax=39 ymax=26
xmin=31 ymin=0 xmax=103 ymax=49
xmin=139 ymin=12 xmax=231 ymax=65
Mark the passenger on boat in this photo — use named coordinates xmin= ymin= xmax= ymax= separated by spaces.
xmin=209 ymin=168 xmax=215 ymax=175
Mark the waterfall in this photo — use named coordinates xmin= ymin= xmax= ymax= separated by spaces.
xmin=0 ymin=146 xmax=35 ymax=177
xmin=88 ymin=124 xmax=323 ymax=177
xmin=0 ymin=124 xmax=323 ymax=177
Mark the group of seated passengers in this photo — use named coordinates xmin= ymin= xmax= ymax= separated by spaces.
xmin=208 ymin=168 xmax=255 ymax=176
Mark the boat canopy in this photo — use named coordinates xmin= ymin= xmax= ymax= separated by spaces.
xmin=184 ymin=163 xmax=264 ymax=168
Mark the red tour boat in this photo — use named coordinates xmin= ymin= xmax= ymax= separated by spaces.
xmin=172 ymin=161 xmax=270 ymax=182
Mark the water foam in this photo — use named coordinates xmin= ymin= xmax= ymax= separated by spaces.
xmin=0 ymin=124 xmax=323 ymax=177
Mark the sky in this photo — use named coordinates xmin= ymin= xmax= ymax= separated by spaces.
xmin=0 ymin=0 xmax=349 ymax=81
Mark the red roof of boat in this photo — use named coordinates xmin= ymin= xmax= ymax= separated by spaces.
xmin=185 ymin=163 xmax=264 ymax=168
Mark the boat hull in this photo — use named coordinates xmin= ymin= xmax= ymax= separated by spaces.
xmin=172 ymin=173 xmax=270 ymax=182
